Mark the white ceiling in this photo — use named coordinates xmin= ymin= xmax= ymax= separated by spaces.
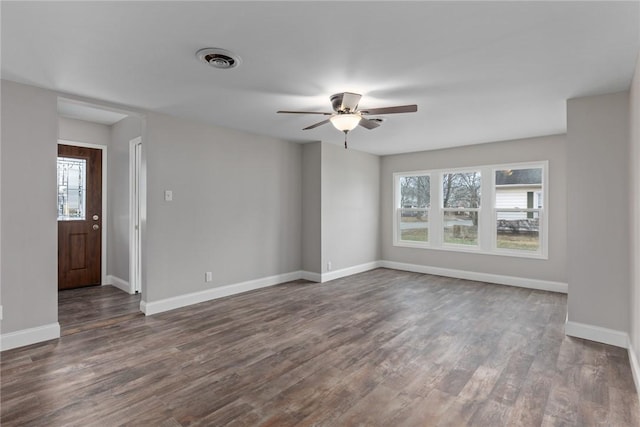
xmin=2 ymin=1 xmax=639 ymax=155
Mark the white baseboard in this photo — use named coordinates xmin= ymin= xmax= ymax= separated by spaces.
xmin=141 ymin=270 xmax=305 ymax=316
xmin=321 ymin=261 xmax=382 ymax=283
xmin=380 ymin=260 xmax=568 ymax=294
xmin=106 ymin=275 xmax=132 ymax=294
xmin=1 ymin=322 xmax=61 ymax=352
xmin=629 ymin=344 xmax=640 ymax=393
xmin=565 ymin=320 xmax=629 ymax=348
xmin=301 ymin=271 xmax=322 ymax=282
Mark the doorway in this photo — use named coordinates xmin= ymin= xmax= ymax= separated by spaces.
xmin=56 ymin=98 xmax=145 ymax=334
xmin=57 ymin=143 xmax=105 ymax=289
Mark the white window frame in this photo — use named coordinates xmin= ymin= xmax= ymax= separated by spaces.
xmin=392 ymin=161 xmax=548 ymax=259
xmin=393 ymin=171 xmax=431 ymax=248
xmin=491 ymin=161 xmax=548 ymax=259
xmin=440 ymin=168 xmax=482 ymax=250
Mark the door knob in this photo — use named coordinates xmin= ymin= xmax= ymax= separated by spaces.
xmin=93 ymin=224 xmax=99 ymax=230
xmin=93 ymin=214 xmax=99 ymax=221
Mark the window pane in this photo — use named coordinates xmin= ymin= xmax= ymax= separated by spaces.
xmin=442 ymin=172 xmax=481 ymax=208
xmin=495 ymin=168 xmax=543 ymax=209
xmin=58 ymin=157 xmax=86 ymax=220
xmin=400 ymin=175 xmax=430 ymax=209
xmin=400 ymin=209 xmax=428 ymax=242
xmin=443 ymin=210 xmax=478 ymax=245
xmin=496 ymin=212 xmax=540 ymax=251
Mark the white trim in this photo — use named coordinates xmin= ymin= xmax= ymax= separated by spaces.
xmin=392 ymin=161 xmax=549 ymax=260
xmin=139 ymin=265 xmax=387 ymax=315
xmin=321 ymin=261 xmax=382 ymax=283
xmin=629 ymin=344 xmax=640 ymax=393
xmin=379 ymin=260 xmax=568 ymax=293
xmin=129 ymin=137 xmax=142 ymax=294
xmin=564 ymin=320 xmax=629 ymax=348
xmin=301 ymin=271 xmax=322 ymax=282
xmin=57 ymin=139 xmax=108 ymax=285
xmin=106 ymin=275 xmax=132 ymax=294
xmin=140 ymin=271 xmax=304 ymax=316
xmin=392 ymin=171 xmax=431 ymax=248
xmin=1 ymin=323 xmax=61 ymax=351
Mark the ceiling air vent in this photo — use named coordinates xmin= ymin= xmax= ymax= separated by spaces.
xmin=196 ymin=48 xmax=241 ymax=70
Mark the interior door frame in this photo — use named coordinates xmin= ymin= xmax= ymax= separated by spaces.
xmin=57 ymin=139 xmax=108 ymax=286
xmin=129 ymin=137 xmax=142 ymax=294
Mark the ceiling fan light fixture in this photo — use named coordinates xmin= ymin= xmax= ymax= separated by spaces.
xmin=330 ymin=113 xmax=361 ymax=132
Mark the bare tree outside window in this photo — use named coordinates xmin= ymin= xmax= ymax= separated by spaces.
xmin=442 ymin=172 xmax=481 ymax=245
xmin=398 ymin=175 xmax=430 ymax=243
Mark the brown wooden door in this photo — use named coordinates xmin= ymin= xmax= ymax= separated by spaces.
xmin=58 ymin=144 xmax=102 ymax=289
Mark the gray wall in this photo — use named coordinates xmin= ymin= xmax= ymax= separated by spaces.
xmin=143 ymin=112 xmax=302 ymax=302
xmin=301 ymin=142 xmax=321 ymax=274
xmin=567 ymin=92 xmax=630 ymax=333
xmin=1 ymin=80 xmax=58 ymax=334
xmin=58 ymin=117 xmax=111 ymax=147
xmin=380 ymin=134 xmax=568 ymax=283
xmin=109 ymin=116 xmax=142 ymax=282
xmin=321 ymin=142 xmax=381 ymax=273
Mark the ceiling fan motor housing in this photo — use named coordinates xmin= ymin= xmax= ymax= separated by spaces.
xmin=331 ymin=92 xmax=359 ymax=113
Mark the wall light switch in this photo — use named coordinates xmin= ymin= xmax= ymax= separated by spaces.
xmin=164 ymin=190 xmax=173 ymax=202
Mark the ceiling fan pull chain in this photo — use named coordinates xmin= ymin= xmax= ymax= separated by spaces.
xmin=344 ymin=131 xmax=348 ymax=149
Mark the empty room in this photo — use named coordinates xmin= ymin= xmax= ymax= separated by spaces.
xmin=2 ymin=1 xmax=640 ymax=426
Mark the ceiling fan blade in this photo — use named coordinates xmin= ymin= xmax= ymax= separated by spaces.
xmin=277 ymin=110 xmax=333 ymax=115
xmin=359 ymin=104 xmax=418 ymax=115
xmin=340 ymin=92 xmax=362 ymax=112
xmin=359 ymin=117 xmax=381 ymax=130
xmin=303 ymin=119 xmax=331 ymax=130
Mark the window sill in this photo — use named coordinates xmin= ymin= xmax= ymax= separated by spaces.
xmin=393 ymin=241 xmax=548 ymax=260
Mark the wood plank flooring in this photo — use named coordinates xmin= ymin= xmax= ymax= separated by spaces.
xmin=58 ymin=285 xmax=142 ymax=336
xmin=2 ymin=268 xmax=638 ymax=426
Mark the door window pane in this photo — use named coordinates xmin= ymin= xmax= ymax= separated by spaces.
xmin=57 ymin=157 xmax=86 ymax=220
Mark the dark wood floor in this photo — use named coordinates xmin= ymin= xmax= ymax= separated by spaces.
xmin=58 ymin=285 xmax=142 ymax=336
xmin=1 ymin=269 xmax=638 ymax=426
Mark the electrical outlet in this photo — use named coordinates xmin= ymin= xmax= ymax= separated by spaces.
xmin=327 ymin=261 xmax=332 ymax=271
xmin=164 ymin=190 xmax=173 ymax=202
xmin=205 ymin=272 xmax=213 ymax=282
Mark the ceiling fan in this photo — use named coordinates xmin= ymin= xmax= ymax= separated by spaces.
xmin=278 ymin=92 xmax=418 ymax=148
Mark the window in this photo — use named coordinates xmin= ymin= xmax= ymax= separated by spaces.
xmin=393 ymin=162 xmax=547 ymax=258
xmin=57 ymin=157 xmax=86 ymax=220
xmin=442 ymin=171 xmax=480 ymax=246
xmin=494 ymin=167 xmax=543 ymax=253
xmin=395 ymin=174 xmax=430 ymax=245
